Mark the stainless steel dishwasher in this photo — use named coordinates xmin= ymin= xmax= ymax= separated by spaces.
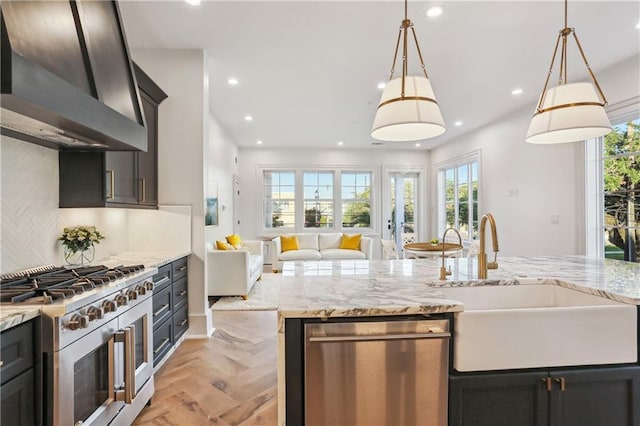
xmin=304 ymin=317 xmax=450 ymax=426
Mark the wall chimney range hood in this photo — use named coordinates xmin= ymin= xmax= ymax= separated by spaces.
xmin=0 ymin=0 xmax=147 ymax=151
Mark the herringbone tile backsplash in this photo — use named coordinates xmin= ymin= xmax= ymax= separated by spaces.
xmin=1 ymin=137 xmax=61 ymax=273
xmin=1 ymin=137 xmax=191 ymax=275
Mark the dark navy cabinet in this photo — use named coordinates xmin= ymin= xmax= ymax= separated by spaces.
xmin=151 ymin=257 xmax=189 ymax=368
xmin=450 ymin=366 xmax=640 ymax=426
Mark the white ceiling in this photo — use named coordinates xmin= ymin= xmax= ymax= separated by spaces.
xmin=119 ymin=1 xmax=640 ymax=150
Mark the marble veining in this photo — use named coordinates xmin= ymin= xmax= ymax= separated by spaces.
xmin=0 ymin=306 xmax=40 ymax=331
xmin=96 ymin=250 xmax=192 ymax=269
xmin=277 ymin=256 xmax=640 ymax=324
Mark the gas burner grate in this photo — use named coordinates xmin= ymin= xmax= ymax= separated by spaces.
xmin=115 ymin=265 xmax=145 ymax=275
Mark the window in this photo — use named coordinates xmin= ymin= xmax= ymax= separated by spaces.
xmin=437 ymin=157 xmax=479 ymax=241
xmin=303 ymin=172 xmax=333 ymax=228
xmin=260 ymin=168 xmax=374 ymax=232
xmin=602 ymin=118 xmax=640 ymax=261
xmin=264 ymin=171 xmax=295 ymax=229
xmin=341 ymin=172 xmax=371 ymax=228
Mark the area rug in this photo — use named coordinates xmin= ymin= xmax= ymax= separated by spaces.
xmin=211 ymin=273 xmax=280 ymax=311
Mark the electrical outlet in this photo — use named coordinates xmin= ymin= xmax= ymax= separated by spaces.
xmin=550 ymin=214 xmax=560 ymax=224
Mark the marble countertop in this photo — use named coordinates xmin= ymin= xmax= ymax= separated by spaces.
xmin=0 ymin=250 xmax=191 ymax=332
xmin=277 ymin=255 xmax=640 ymax=319
xmin=96 ymin=250 xmax=192 ymax=269
xmin=0 ymin=306 xmax=41 ymax=332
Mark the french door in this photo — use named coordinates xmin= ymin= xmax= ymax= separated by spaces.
xmin=383 ymin=170 xmax=423 ymax=255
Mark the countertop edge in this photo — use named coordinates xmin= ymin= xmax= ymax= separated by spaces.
xmin=0 ymin=307 xmax=40 ymax=332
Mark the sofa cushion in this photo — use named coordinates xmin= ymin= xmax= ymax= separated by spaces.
xmin=226 ymin=234 xmax=243 ymax=249
xmin=321 ymin=249 xmax=367 ymax=260
xmin=339 ymin=233 xmax=361 ymax=250
xmin=280 ymin=249 xmax=322 ymax=261
xmin=297 ymin=233 xmax=319 ymax=250
xmin=318 ymin=233 xmax=342 ymax=250
xmin=281 ymin=235 xmax=300 ymax=252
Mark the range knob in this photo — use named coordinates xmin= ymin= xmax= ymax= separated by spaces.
xmin=102 ymin=300 xmax=117 ymax=313
xmin=115 ymin=293 xmax=128 ymax=307
xmin=144 ymin=281 xmax=154 ymax=291
xmin=127 ymin=288 xmax=138 ymax=301
xmin=87 ymin=306 xmax=104 ymax=321
xmin=135 ymin=284 xmax=147 ymax=295
xmin=66 ymin=314 xmax=89 ymax=330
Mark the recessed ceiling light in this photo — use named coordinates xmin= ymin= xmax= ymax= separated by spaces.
xmin=454 ymin=120 xmax=463 ymax=126
xmin=185 ymin=0 xmax=201 ymax=6
xmin=244 ymin=115 xmax=253 ymax=121
xmin=228 ymin=78 xmax=239 ymax=86
xmin=337 ymin=141 xmax=344 ymax=146
xmin=377 ymin=82 xmax=386 ymax=90
xmin=256 ymin=140 xmax=263 ymax=145
xmin=511 ymin=88 xmax=523 ymax=95
xmin=415 ymin=143 xmax=421 ymax=147
xmin=426 ymin=6 xmax=443 ymax=18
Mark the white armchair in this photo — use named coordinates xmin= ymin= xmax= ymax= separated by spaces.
xmin=207 ymin=240 xmax=264 ymax=298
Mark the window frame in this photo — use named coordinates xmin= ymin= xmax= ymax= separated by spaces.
xmin=586 ymin=97 xmax=640 ymax=259
xmin=258 ymin=165 xmax=377 ymax=235
xmin=435 ymin=150 xmax=481 ymax=243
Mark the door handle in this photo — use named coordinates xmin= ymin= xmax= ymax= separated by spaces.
xmin=555 ymin=377 xmax=566 ymax=391
xmin=541 ymin=377 xmax=552 ymax=391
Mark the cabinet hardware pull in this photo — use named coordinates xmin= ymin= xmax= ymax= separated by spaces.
xmin=179 ymin=266 xmax=187 ymax=271
xmin=154 ymin=304 xmax=169 ymax=317
xmin=555 ymin=377 xmax=566 ymax=391
xmin=541 ymin=377 xmax=552 ymax=391
xmin=179 ymin=319 xmax=188 ymax=327
xmin=154 ymin=337 xmax=170 ymax=354
xmin=138 ymin=178 xmax=146 ymax=202
xmin=106 ymin=170 xmax=115 ymax=199
xmin=179 ymin=290 xmax=187 ymax=297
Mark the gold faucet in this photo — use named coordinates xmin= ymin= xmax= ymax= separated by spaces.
xmin=439 ymin=227 xmax=462 ymax=280
xmin=478 ymin=213 xmax=499 ymax=279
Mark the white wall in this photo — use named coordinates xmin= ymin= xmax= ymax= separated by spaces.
xmin=237 ymin=147 xmax=431 ymax=253
xmin=131 ymin=48 xmax=212 ymax=337
xmin=428 ymin=53 xmax=640 ymax=257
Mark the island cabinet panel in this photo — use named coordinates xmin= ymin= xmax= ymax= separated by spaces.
xmin=449 ymin=366 xmax=640 ymax=426
xmin=449 ymin=372 xmax=548 ymax=426
xmin=549 ymin=367 xmax=640 ymax=426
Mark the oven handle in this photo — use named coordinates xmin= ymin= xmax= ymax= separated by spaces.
xmin=114 ymin=325 xmax=136 ymax=404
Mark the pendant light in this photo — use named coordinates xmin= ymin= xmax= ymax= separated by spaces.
xmin=371 ymin=0 xmax=445 ymax=142
xmin=526 ymin=0 xmax=611 ymax=144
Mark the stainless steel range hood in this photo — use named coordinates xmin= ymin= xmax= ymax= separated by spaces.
xmin=0 ymin=0 xmax=147 ymax=151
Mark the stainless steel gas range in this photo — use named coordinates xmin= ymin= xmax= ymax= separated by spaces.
xmin=0 ymin=264 xmax=157 ymax=426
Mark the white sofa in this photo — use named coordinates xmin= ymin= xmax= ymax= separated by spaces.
xmin=206 ymin=240 xmax=264 ymax=298
xmin=271 ymin=233 xmax=372 ymax=272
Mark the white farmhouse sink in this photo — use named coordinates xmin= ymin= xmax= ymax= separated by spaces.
xmin=437 ymin=285 xmax=637 ymax=372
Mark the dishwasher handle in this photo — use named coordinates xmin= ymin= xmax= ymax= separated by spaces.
xmin=308 ymin=331 xmax=450 ymax=343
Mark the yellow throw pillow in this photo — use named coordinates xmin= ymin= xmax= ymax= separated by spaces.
xmin=281 ymin=235 xmax=300 ymax=252
xmin=216 ymin=240 xmax=233 ymax=250
xmin=226 ymin=234 xmax=243 ymax=249
xmin=340 ymin=233 xmax=361 ymax=250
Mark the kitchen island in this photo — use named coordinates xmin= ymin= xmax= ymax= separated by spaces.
xmin=277 ymin=255 xmax=640 ymax=425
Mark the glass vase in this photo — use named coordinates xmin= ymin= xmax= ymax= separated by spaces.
xmin=64 ymin=245 xmax=95 ymax=267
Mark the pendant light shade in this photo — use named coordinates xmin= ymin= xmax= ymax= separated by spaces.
xmin=371 ymin=0 xmax=445 ymax=142
xmin=371 ymin=76 xmax=445 ymax=141
xmin=526 ymin=82 xmax=612 ymax=144
xmin=526 ymin=0 xmax=611 ymax=144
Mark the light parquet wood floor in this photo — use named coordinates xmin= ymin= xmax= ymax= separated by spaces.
xmin=133 ymin=310 xmax=278 ymax=426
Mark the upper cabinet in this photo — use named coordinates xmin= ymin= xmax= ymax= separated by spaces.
xmin=0 ymin=0 xmax=146 ymax=151
xmin=59 ymin=63 xmax=167 ymax=209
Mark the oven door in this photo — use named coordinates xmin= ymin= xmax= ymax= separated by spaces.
xmin=54 ymin=317 xmax=123 ymax=426
xmin=116 ymin=296 xmax=153 ymax=400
